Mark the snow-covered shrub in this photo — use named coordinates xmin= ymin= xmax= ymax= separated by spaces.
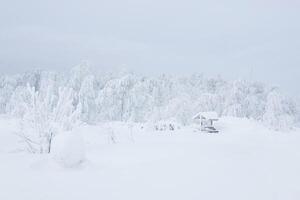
xmin=13 ymin=85 xmax=80 ymax=153
xmin=51 ymin=131 xmax=85 ymax=167
xmin=153 ymin=120 xmax=181 ymax=131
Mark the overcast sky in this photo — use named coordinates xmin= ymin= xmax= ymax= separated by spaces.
xmin=0 ymin=0 xmax=299 ymax=95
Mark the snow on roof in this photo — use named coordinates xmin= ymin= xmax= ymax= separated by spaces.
xmin=193 ymin=111 xmax=218 ymax=120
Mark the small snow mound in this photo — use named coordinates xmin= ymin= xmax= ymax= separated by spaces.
xmin=51 ymin=131 xmax=86 ymax=168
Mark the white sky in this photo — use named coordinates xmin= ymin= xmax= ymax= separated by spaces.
xmin=0 ymin=0 xmax=299 ymax=95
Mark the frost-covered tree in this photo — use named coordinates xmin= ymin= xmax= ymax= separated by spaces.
xmin=15 ymin=85 xmax=80 ymax=153
xmin=69 ymin=61 xmax=92 ymax=92
xmin=127 ymin=78 xmax=154 ymax=122
xmin=263 ymin=88 xmax=297 ymax=130
xmin=163 ymin=95 xmax=193 ymax=125
xmin=296 ymin=100 xmax=300 ymax=127
xmin=223 ymin=80 xmax=248 ymax=117
xmin=79 ymin=75 xmax=97 ymax=123
xmin=243 ymin=82 xmax=267 ymax=120
xmin=0 ymin=75 xmax=19 ymax=113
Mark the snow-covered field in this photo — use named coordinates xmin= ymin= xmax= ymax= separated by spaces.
xmin=0 ymin=115 xmax=300 ymax=200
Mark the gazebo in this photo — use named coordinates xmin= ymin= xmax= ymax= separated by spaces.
xmin=193 ymin=112 xmax=219 ymax=133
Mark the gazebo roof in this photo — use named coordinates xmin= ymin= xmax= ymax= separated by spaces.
xmin=193 ymin=111 xmax=218 ymax=120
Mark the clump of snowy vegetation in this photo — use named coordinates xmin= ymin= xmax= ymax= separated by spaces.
xmin=0 ymin=62 xmax=299 ymax=151
xmin=6 ymin=82 xmax=81 ymax=153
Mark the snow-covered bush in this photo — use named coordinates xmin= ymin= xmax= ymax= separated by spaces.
xmin=13 ymin=84 xmax=80 ymax=153
xmin=153 ymin=120 xmax=181 ymax=131
xmin=51 ymin=131 xmax=85 ymax=167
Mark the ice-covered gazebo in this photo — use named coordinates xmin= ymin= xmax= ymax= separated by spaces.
xmin=193 ymin=111 xmax=219 ymax=133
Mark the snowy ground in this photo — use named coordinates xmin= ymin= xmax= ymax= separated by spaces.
xmin=0 ymin=115 xmax=300 ymax=200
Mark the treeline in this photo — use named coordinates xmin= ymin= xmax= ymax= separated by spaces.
xmin=0 ymin=63 xmax=299 ymax=131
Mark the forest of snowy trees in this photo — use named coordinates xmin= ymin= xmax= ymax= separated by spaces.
xmin=0 ymin=63 xmax=299 ymax=137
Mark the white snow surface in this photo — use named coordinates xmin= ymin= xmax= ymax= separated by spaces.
xmin=51 ymin=131 xmax=86 ymax=167
xmin=0 ymin=115 xmax=300 ymax=200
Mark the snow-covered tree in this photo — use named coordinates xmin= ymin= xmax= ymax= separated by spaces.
xmin=127 ymin=78 xmax=154 ymax=122
xmin=69 ymin=61 xmax=92 ymax=92
xmin=96 ymin=74 xmax=136 ymax=121
xmin=0 ymin=75 xmax=19 ymax=113
xmin=263 ymin=88 xmax=297 ymax=131
xmin=223 ymin=80 xmax=248 ymax=117
xmin=78 ymin=75 xmax=97 ymax=123
xmin=16 ymin=85 xmax=80 ymax=153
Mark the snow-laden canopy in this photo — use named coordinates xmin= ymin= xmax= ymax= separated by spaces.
xmin=0 ymin=63 xmax=299 ymax=130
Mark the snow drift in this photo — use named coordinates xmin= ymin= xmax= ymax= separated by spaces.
xmin=51 ymin=131 xmax=86 ymax=167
